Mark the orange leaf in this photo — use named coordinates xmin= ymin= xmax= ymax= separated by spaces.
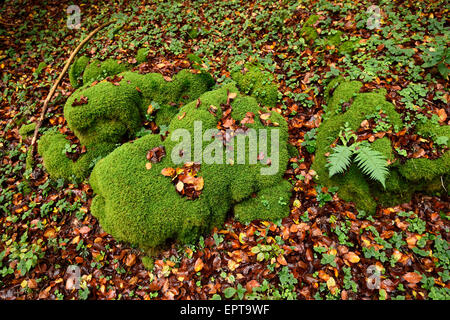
xmin=125 ymin=254 xmax=136 ymax=267
xmin=194 ymin=177 xmax=204 ymax=191
xmin=277 ymin=255 xmax=287 ymax=266
xmin=437 ymin=108 xmax=447 ymax=122
xmin=344 ymin=252 xmax=360 ymax=264
xmin=194 ymin=258 xmax=204 ymax=272
xmin=403 ymin=272 xmax=422 ymax=284
xmin=161 ymin=167 xmax=175 ymax=177
xmin=246 ymin=280 xmax=260 ymax=293
xmin=44 ymin=228 xmax=56 ymax=238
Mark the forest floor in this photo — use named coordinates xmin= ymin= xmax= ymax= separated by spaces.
xmin=0 ymin=0 xmax=449 ymax=300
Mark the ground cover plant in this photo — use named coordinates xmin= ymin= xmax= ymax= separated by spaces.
xmin=0 ymin=0 xmax=449 ymax=301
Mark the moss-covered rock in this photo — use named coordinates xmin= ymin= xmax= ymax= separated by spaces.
xmin=90 ymin=83 xmax=291 ymax=250
xmin=38 ymin=131 xmax=117 ymax=181
xmin=231 ymin=64 xmax=279 ymax=107
xmin=300 ymin=14 xmax=319 ymax=42
xmin=82 ymin=59 xmax=129 ymax=85
xmin=312 ymin=79 xmax=449 ymax=213
xmin=68 ymin=56 xmax=90 ymax=88
xmin=39 ymin=64 xmax=291 ymax=251
xmin=39 ymin=69 xmax=215 ymax=181
xmin=136 ymin=48 xmax=149 ymax=64
xmin=338 ymin=39 xmax=358 ymax=54
xmin=18 ymin=122 xmax=36 ymax=138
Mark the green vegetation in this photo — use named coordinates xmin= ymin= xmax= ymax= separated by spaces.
xmin=18 ymin=122 xmax=36 ymax=138
xmin=300 ymin=14 xmax=319 ymax=42
xmin=68 ymin=55 xmax=90 ymax=88
xmin=312 ymin=78 xmax=449 ymax=213
xmin=231 ymin=63 xmax=279 ymax=107
xmin=39 ymin=68 xmax=215 ymax=180
xmin=82 ymin=58 xmax=129 ymax=85
xmin=326 ymin=124 xmax=389 ymax=188
xmin=90 ymin=83 xmax=291 ymax=251
xmin=136 ymin=47 xmax=149 ymax=64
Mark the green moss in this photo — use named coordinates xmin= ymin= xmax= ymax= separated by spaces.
xmin=68 ymin=56 xmax=90 ymax=88
xmin=234 ymin=180 xmax=292 ymax=222
xmin=417 ymin=119 xmax=450 ymax=147
xmin=136 ymin=48 xmax=149 ymax=64
xmin=300 ymin=15 xmax=319 ymax=42
xmin=371 ymin=137 xmax=395 ymax=163
xmin=312 ymin=79 xmax=449 ymax=213
xmin=89 ymin=85 xmax=291 ymax=250
xmin=39 ymin=67 xmax=290 ymax=250
xmin=82 ymin=58 xmax=129 ymax=84
xmin=399 ymin=152 xmax=450 ymax=182
xmin=339 ymin=39 xmax=359 ymax=55
xmin=40 ymin=69 xmax=215 ymax=181
xmin=398 ymin=120 xmax=449 ymax=183
xmin=324 ymin=80 xmax=362 ymax=115
xmin=38 ymin=131 xmax=116 ymax=181
xmin=231 ymin=64 xmax=279 ymax=107
xmin=326 ymin=30 xmax=343 ymax=47
xmin=19 ymin=122 xmax=36 ymax=138
xmin=25 ymin=149 xmax=34 ymax=171
xmin=141 ymin=256 xmax=154 ymax=270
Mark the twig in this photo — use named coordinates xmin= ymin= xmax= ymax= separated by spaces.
xmin=30 ymin=20 xmax=114 ymax=158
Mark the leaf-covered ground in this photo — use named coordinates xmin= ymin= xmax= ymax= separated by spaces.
xmin=0 ymin=0 xmax=449 ymax=300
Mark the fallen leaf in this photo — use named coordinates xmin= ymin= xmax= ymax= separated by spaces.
xmin=125 ymin=254 xmax=136 ymax=267
xmin=403 ymin=272 xmax=422 ymax=284
xmin=194 ymin=258 xmax=204 ymax=272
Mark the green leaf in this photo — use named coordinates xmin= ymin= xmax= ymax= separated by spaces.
xmin=326 ymin=145 xmax=353 ymax=177
xmin=223 ymin=287 xmax=236 ymax=299
xmin=354 ymin=145 xmax=389 ymax=188
xmin=437 ymin=62 xmax=449 ymax=79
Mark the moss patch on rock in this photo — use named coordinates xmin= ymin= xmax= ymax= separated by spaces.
xmin=300 ymin=14 xmax=319 ymax=42
xmin=312 ymin=78 xmax=449 ymax=213
xmin=39 ymin=69 xmax=215 ymax=181
xmin=89 ymin=83 xmax=291 ymax=250
xmin=18 ymin=122 xmax=36 ymax=138
xmin=39 ymin=66 xmax=291 ymax=251
xmin=231 ymin=64 xmax=279 ymax=107
xmin=82 ymin=58 xmax=129 ymax=85
xmin=68 ymin=56 xmax=90 ymax=89
xmin=136 ymin=48 xmax=149 ymax=64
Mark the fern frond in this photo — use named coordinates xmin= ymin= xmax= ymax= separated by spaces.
xmin=354 ymin=146 xmax=389 ymax=188
xmin=326 ymin=145 xmax=353 ymax=177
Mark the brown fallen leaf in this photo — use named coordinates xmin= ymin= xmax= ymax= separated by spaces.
xmin=437 ymin=108 xmax=447 ymax=122
xmin=79 ymin=226 xmax=90 ymax=234
xmin=403 ymin=272 xmax=422 ymax=284
xmin=125 ymin=254 xmax=136 ymax=267
xmin=276 ymin=255 xmax=288 ymax=266
xmin=344 ymin=252 xmax=360 ymax=264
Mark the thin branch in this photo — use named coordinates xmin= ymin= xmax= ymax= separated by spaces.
xmin=30 ymin=20 xmax=114 ymax=158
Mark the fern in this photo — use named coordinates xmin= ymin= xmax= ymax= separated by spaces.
xmin=326 ymin=145 xmax=353 ymax=177
xmin=354 ymin=145 xmax=389 ymax=188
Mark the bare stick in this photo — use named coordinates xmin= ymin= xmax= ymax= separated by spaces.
xmin=30 ymin=21 xmax=114 ymax=156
